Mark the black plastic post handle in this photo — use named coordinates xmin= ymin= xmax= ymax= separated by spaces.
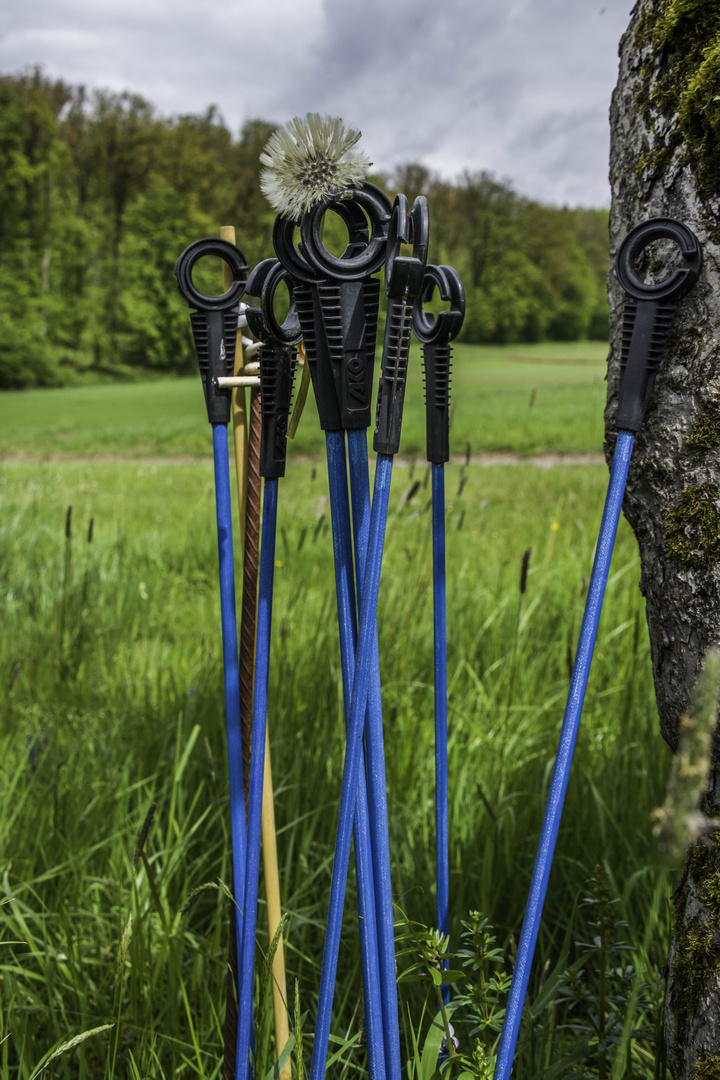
xmin=175 ymin=237 xmax=249 ymax=310
xmin=274 ymin=210 xmax=342 ymax=431
xmin=413 ymin=264 xmax=465 ymax=464
xmin=273 ymin=184 xmax=391 ymax=432
xmin=244 ymin=258 xmax=302 ymax=479
xmin=174 ymin=237 xmax=249 ymax=425
xmin=615 ymin=217 xmax=702 ymax=432
xmin=373 ymin=194 xmax=429 ymax=456
xmin=299 ymin=182 xmax=393 ymax=282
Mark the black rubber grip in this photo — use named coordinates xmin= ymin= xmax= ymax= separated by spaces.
xmin=615 ymin=218 xmax=702 ymax=432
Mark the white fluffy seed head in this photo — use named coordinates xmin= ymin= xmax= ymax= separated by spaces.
xmin=259 ymin=112 xmax=371 ymax=221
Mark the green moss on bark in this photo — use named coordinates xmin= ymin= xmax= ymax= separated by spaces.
xmin=665 ymin=484 xmax=720 ymax=570
xmin=687 ymin=415 xmax=720 ymax=458
xmin=633 ymin=0 xmax=720 ymax=201
xmin=694 ymin=1050 xmax=720 ymax=1080
xmin=672 ymin=835 xmax=720 ymax=1061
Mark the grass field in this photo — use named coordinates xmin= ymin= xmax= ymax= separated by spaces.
xmin=0 ymin=340 xmax=608 ymax=460
xmin=0 ymin=342 xmax=675 ymax=1080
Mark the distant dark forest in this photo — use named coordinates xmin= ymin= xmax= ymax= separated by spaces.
xmin=0 ymin=69 xmax=610 ymax=389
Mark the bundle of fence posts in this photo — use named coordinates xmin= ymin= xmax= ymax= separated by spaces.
xmin=174 ymin=114 xmax=466 ymax=1080
xmin=173 ymin=112 xmax=704 ymax=1080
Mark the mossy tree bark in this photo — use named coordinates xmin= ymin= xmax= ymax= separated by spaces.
xmin=608 ymin=3 xmax=720 ymax=1077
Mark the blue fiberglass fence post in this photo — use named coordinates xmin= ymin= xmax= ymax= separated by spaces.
xmin=236 ymin=473 xmax=278 ymax=1080
xmin=431 ymin=463 xmax=449 ymax=966
xmin=282 ymin=248 xmax=389 ymax=1079
xmin=310 ymin=452 xmax=394 ymax=1080
xmin=325 ymin=428 xmax=387 ymax=1080
xmin=282 ymin=181 xmax=401 ymax=1080
xmin=213 ymin=421 xmax=249 ymax=960
xmin=309 ymin=192 xmax=429 ymax=1080
xmin=492 ymin=216 xmax=703 ymax=1080
xmin=492 ymin=430 xmax=634 ymax=1080
xmin=413 ymin=263 xmax=465 ymax=1009
xmin=347 ymin=425 xmax=402 ymax=1080
xmin=173 ymin=237 xmax=249 ymax=989
xmin=235 ymin=258 xmax=303 ymax=1080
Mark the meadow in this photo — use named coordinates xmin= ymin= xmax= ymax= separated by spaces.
xmin=0 ymin=340 xmax=676 ymax=1080
xmin=0 ymin=341 xmax=607 ymax=460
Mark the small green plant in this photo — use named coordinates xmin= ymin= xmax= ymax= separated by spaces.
xmin=453 ymin=911 xmax=513 ymax=1059
xmin=554 ymin=867 xmax=656 ymax=1080
xmin=396 ymin=913 xmax=461 ymax=1078
xmin=397 ymin=881 xmax=664 ymax=1080
xmin=396 ymin=908 xmax=512 ymax=1080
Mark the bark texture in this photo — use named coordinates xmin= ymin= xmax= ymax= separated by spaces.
xmin=608 ymin=3 xmax=720 ymax=1077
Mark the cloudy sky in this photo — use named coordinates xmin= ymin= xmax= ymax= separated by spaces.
xmin=0 ymin=0 xmax=635 ymax=207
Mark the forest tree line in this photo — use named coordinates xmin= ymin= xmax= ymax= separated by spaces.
xmin=0 ymin=69 xmax=610 ymax=389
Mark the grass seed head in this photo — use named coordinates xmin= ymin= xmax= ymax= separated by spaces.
xmin=133 ymin=800 xmax=157 ymax=868
xmin=520 ymin=547 xmax=532 ymax=594
xmin=259 ymin=112 xmax=371 ymax=220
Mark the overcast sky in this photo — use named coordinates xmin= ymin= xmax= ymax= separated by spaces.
xmin=0 ymin=0 xmax=635 ymax=208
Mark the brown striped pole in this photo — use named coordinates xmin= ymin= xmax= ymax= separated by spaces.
xmin=219 ymin=227 xmax=290 ymax=1080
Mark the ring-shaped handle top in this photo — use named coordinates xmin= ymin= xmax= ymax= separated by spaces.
xmin=244 ymin=258 xmax=302 ymax=346
xmin=273 ymin=198 xmax=373 ymax=283
xmin=272 ymin=216 xmax=318 ymax=284
xmin=299 ymin=182 xmax=393 ymax=280
xmin=616 ymin=216 xmax=703 ymax=302
xmin=413 ymin=265 xmax=465 ymax=345
xmin=174 ymin=237 xmax=248 ymax=310
xmin=385 ymin=193 xmax=409 ymax=294
xmin=385 ymin=194 xmax=430 ymax=299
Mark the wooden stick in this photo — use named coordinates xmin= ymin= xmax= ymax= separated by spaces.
xmin=287 ymin=341 xmax=310 ymax=439
xmin=216 ymin=376 xmax=261 ymax=388
xmin=261 ymin=727 xmax=291 ymax=1080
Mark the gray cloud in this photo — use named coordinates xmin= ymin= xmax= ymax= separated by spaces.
xmin=0 ymin=0 xmax=633 ymax=206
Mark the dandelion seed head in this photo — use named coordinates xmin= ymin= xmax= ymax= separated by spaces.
xmin=259 ymin=112 xmax=371 ymax=220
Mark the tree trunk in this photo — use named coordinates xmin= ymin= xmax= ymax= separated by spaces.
xmin=608 ymin=3 xmax=720 ymax=1077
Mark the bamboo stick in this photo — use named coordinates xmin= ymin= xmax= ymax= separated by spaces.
xmin=261 ymin=725 xmax=291 ymax=1079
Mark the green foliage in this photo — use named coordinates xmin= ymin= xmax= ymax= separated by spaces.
xmin=664 ymin=483 xmax=720 ymax=570
xmin=397 ymin=908 xmax=510 ymax=1080
xmin=694 ymin=1050 xmax=720 ymax=1080
xmin=397 ymin=873 xmax=663 ymax=1080
xmin=670 ymin=830 xmax=720 ymax=1065
xmin=555 ymin=870 xmax=647 ymax=1079
xmin=423 ymin=171 xmax=608 ymax=346
xmin=0 ymin=76 xmax=278 ymax=388
xmin=687 ymin=412 xmax=720 ymax=458
xmin=0 ymin=72 xmax=610 ymax=388
xmin=633 ymin=0 xmax=720 ymax=205
xmin=452 ymin=911 xmax=513 ymax=1055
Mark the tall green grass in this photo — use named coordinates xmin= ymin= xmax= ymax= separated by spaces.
xmin=0 ymin=455 xmax=672 ymax=1078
